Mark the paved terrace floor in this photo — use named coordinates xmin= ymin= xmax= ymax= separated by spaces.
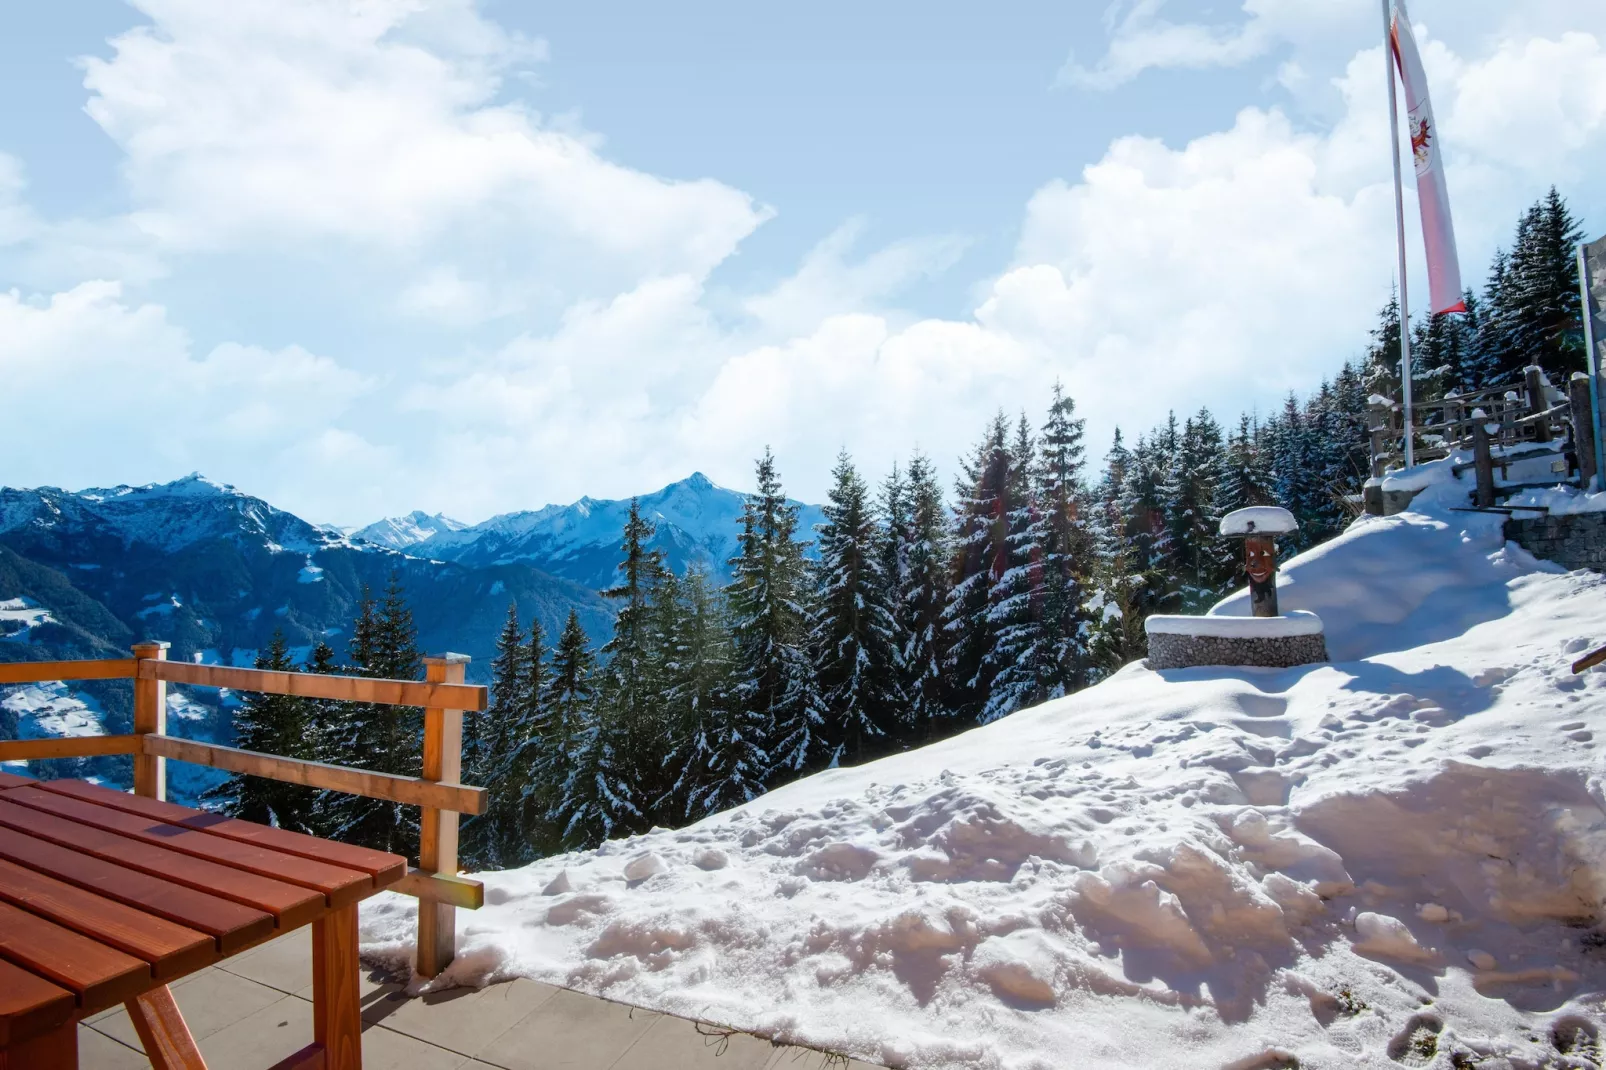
xmin=78 ymin=928 xmax=883 ymax=1070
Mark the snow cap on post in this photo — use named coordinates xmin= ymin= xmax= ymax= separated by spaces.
xmin=1219 ymin=506 xmax=1298 ymax=537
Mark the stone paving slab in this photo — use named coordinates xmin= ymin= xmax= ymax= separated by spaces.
xmin=78 ymin=928 xmax=884 ymax=1069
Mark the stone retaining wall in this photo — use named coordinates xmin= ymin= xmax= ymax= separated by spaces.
xmin=1147 ymin=631 xmax=1328 ymax=670
xmin=1504 ymin=512 xmax=1606 ymax=572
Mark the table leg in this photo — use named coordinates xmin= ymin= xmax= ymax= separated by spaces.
xmin=312 ymin=905 xmax=362 ymax=1070
xmin=0 ymin=1020 xmax=76 ymax=1069
xmin=125 ymin=985 xmax=207 ymax=1069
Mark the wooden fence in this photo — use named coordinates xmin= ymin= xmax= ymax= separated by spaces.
xmin=1368 ymin=365 xmax=1598 ymax=506
xmin=0 ymin=643 xmax=489 ymax=978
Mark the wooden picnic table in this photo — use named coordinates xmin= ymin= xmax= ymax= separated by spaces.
xmin=0 ymin=771 xmax=405 ymax=1070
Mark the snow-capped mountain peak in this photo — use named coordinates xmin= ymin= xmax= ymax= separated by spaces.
xmin=351 ymin=510 xmax=468 ymax=551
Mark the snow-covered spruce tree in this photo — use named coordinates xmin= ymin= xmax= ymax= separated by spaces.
xmin=1216 ymin=414 xmax=1273 ymax=518
xmin=899 ymin=452 xmax=952 ymax=743
xmin=503 ymin=615 xmax=554 ymax=860
xmin=548 ymin=609 xmax=611 ymax=850
xmin=204 ymin=631 xmax=316 ymax=831
xmin=982 ymin=416 xmax=1047 ymax=723
xmin=1505 ymin=188 xmax=1585 ymax=378
xmin=1088 ymin=430 xmax=1150 ymax=672
xmin=811 ymin=450 xmax=902 ymax=764
xmin=1167 ymin=408 xmax=1230 ymax=613
xmin=1033 ymin=383 xmax=1097 ymax=696
xmin=322 ymin=575 xmax=422 ymax=856
xmin=460 ymin=603 xmax=529 ymax=870
xmin=943 ymin=412 xmax=1013 ymax=724
xmin=677 ymin=566 xmax=765 ymax=817
xmin=592 ymin=498 xmax=667 ymax=836
xmin=727 ymin=449 xmax=824 ymax=785
xmin=1364 ymin=292 xmax=1405 ymax=401
xmin=875 ymin=462 xmax=912 ymax=743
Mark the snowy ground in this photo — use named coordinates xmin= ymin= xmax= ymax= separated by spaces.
xmin=363 ymin=464 xmax=1606 ymax=1070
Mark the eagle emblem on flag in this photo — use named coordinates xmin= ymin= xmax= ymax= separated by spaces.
xmin=1409 ymin=114 xmax=1433 ymax=173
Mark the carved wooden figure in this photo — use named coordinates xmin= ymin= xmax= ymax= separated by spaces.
xmin=1219 ymin=506 xmax=1300 ymax=619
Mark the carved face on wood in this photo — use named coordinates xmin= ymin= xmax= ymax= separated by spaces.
xmin=1244 ymin=536 xmax=1277 ymax=584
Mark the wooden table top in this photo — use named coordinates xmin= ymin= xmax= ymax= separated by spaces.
xmin=0 ymin=771 xmax=405 ymax=1052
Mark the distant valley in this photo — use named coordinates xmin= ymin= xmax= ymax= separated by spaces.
xmin=0 ymin=471 xmax=822 ymax=800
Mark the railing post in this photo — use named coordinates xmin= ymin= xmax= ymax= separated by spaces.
xmin=1526 ymin=365 xmax=1553 ymax=443
xmin=1471 ymin=416 xmax=1496 ymax=508
xmin=1570 ymin=372 xmax=1598 ymax=487
xmin=417 ymin=653 xmax=469 ymax=978
xmin=131 ymin=641 xmax=170 ymax=800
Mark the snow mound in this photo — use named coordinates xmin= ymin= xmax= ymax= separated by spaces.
xmin=1147 ymin=610 xmax=1323 ymax=637
xmin=361 ymin=495 xmax=1606 ymax=1070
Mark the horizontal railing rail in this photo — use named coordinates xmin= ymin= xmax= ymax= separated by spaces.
xmin=0 ymin=644 xmax=489 ymax=977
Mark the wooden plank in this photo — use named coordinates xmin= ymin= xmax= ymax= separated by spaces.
xmin=132 ymin=641 xmax=170 ymax=801
xmin=417 ymin=653 xmax=467 ymax=979
xmin=0 ymin=959 xmax=74 ymax=1048
xmin=0 ymin=900 xmax=151 ymax=1016
xmin=142 ymin=735 xmax=487 ymax=816
xmin=0 ymin=858 xmax=214 ymax=981
xmin=0 ymin=799 xmax=323 ymax=930
xmin=393 ymin=868 xmax=484 ymax=910
xmin=0 ymin=735 xmax=142 ymax=762
xmin=125 ymin=986 xmax=207 ymax=1070
xmin=0 ymin=787 xmax=372 ymax=907
xmin=0 ymin=824 xmax=273 ymax=953
xmin=0 ymin=771 xmax=32 ymax=790
xmin=0 ymin=1017 xmax=77 ymax=1069
xmin=141 ymin=659 xmax=487 ymax=711
xmin=41 ymin=779 xmax=405 ymax=882
xmin=0 ymin=660 xmax=135 ymax=685
xmin=1573 ymin=643 xmax=1606 ymax=674
xmin=312 ymin=904 xmax=362 ymax=1070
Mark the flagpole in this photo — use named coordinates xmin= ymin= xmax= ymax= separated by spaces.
xmin=1383 ymin=0 xmax=1415 ymax=469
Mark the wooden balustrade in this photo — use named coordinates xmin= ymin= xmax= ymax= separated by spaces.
xmin=0 ymin=646 xmax=489 ymax=977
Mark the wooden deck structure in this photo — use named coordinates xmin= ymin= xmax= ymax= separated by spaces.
xmin=0 ymin=647 xmax=490 ymax=979
xmin=1367 ymin=366 xmax=1598 ymax=509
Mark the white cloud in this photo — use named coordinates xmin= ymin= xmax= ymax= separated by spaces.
xmin=5 ymin=3 xmax=1606 ymax=524
xmin=0 ymin=281 xmax=373 ymax=499
xmin=76 ymin=0 xmax=770 ymax=316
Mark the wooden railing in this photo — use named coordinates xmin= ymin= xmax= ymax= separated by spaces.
xmin=1368 ymin=366 xmax=1599 ymax=507
xmin=0 ymin=643 xmax=489 ymax=978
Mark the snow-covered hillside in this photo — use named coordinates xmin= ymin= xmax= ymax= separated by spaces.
xmin=363 ymin=479 xmax=1606 ymax=1069
xmin=380 ymin=472 xmax=826 ymax=588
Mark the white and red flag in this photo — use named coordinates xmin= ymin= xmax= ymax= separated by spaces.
xmin=1391 ymin=0 xmax=1464 ymax=314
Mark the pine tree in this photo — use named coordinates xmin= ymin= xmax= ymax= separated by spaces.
xmin=1088 ymin=430 xmax=1150 ymax=672
xmin=460 ymin=604 xmax=529 ymax=869
xmin=982 ymin=416 xmax=1046 ymax=722
xmin=727 ymin=449 xmax=824 ymax=782
xmin=811 ymin=451 xmax=901 ymax=763
xmin=1168 ymin=408 xmax=1229 ymax=611
xmin=1033 ymin=383 xmax=1096 ymax=696
xmin=1216 ymin=414 xmax=1273 ymax=517
xmin=677 ymin=567 xmax=763 ymax=817
xmin=549 ymin=611 xmax=609 ymax=850
xmin=942 ymin=412 xmax=1012 ymax=723
xmin=204 ymin=631 xmax=316 ymax=831
xmin=322 ymin=575 xmax=422 ymax=856
xmin=1507 ymin=187 xmax=1585 ymax=377
xmin=875 ymin=462 xmax=912 ymax=736
xmin=899 ymin=452 xmax=952 ymax=742
xmin=592 ymin=499 xmax=668 ymax=835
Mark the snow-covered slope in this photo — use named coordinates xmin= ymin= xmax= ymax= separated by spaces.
xmin=351 ymin=510 xmax=467 ymax=551
xmin=363 ymin=468 xmax=1606 ymax=1069
xmin=398 ymin=473 xmax=826 ymax=589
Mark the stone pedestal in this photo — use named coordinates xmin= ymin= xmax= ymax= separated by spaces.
xmin=1145 ymin=611 xmax=1328 ymax=670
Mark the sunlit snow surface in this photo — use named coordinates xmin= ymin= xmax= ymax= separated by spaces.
xmin=362 ymin=463 xmax=1606 ymax=1069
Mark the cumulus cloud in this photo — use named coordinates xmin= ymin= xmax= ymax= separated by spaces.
xmin=4 ymin=1 xmax=1606 ymax=523
xmin=0 ymin=281 xmax=374 ymax=501
xmin=76 ymin=0 xmax=769 ymax=315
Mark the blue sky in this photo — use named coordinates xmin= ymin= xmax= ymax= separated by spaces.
xmin=3 ymin=0 xmax=1605 ymax=523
